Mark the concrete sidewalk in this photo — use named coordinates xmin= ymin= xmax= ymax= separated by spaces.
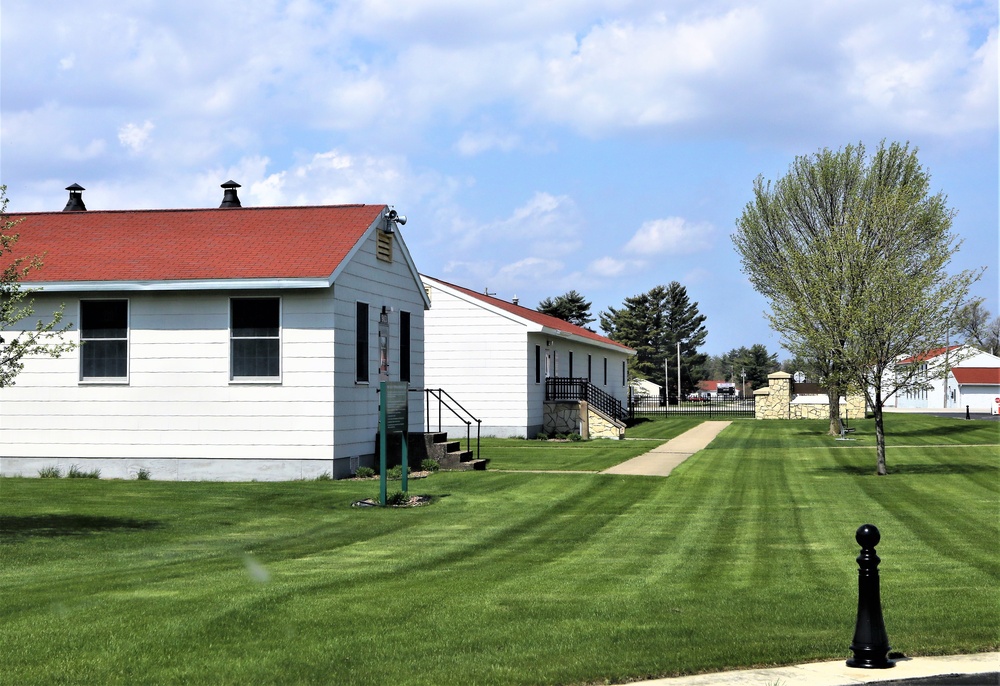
xmin=621 ymin=652 xmax=999 ymax=685
xmin=602 ymin=421 xmax=732 ymax=476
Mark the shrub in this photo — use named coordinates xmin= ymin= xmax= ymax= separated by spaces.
xmin=136 ymin=468 xmax=152 ymax=481
xmin=384 ymin=490 xmax=410 ymax=506
xmin=38 ymin=466 xmax=62 ymax=479
xmin=553 ymin=433 xmax=567 ymax=440
xmin=568 ymin=433 xmax=583 ymax=442
xmin=355 ymin=467 xmax=375 ymax=479
xmin=314 ymin=471 xmax=333 ymax=481
xmin=385 ymin=465 xmax=411 ymax=481
xmin=535 ymin=432 xmax=549 ymax=441
xmin=420 ymin=458 xmax=440 ymax=472
xmin=67 ymin=464 xmax=101 ymax=479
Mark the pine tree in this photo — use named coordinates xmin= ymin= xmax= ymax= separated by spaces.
xmin=537 ymin=290 xmax=594 ymax=328
xmin=600 ymin=282 xmax=707 ymax=394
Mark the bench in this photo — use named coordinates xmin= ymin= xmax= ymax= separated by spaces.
xmin=837 ymin=422 xmax=856 ymax=441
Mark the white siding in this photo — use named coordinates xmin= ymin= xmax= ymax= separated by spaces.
xmin=1 ymin=290 xmax=339 ymax=473
xmin=424 ymin=285 xmax=531 ymax=437
xmin=0 ymin=227 xmax=428 ymax=480
xmin=423 ymin=281 xmax=632 ymax=438
xmin=331 ymin=229 xmax=426 ymax=461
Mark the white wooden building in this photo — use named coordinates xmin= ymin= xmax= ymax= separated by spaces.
xmin=0 ymin=185 xmax=428 ymax=480
xmin=421 ymin=275 xmax=635 ymax=438
xmin=888 ymin=345 xmax=1000 ymax=412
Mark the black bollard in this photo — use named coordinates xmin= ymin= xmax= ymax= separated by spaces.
xmin=847 ymin=524 xmax=894 ymax=669
xmin=966 ymin=405 xmax=971 ymax=420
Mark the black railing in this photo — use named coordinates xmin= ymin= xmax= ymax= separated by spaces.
xmin=545 ymin=377 xmax=629 ymax=423
xmin=629 ymin=392 xmax=755 ymax=417
xmin=420 ymin=388 xmax=481 ymax=459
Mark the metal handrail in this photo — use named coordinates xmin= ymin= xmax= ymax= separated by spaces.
xmin=545 ymin=377 xmax=628 ymax=423
xmin=415 ymin=388 xmax=482 ymax=459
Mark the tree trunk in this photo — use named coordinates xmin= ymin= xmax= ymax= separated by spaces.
xmin=873 ymin=392 xmax=887 ymax=476
xmin=827 ymin=383 xmax=843 ymax=436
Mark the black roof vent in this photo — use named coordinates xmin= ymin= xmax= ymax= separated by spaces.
xmin=219 ymin=180 xmax=242 ymax=208
xmin=63 ymin=183 xmax=87 ymax=212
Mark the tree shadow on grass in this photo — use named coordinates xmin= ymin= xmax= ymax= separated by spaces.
xmin=0 ymin=514 xmax=162 ymax=539
xmin=813 ymin=463 xmax=996 ymax=476
xmin=884 ymin=422 xmax=989 ymax=439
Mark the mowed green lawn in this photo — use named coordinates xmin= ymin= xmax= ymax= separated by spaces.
xmin=1 ymin=415 xmax=997 ymax=685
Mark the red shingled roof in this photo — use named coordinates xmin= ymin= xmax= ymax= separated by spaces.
xmin=951 ymin=367 xmax=1000 ymax=385
xmin=423 ymin=275 xmax=633 ymax=353
xmin=5 ymin=205 xmax=385 ymax=283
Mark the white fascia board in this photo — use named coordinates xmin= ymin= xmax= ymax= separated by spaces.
xmin=27 ymin=278 xmax=332 ymax=292
xmin=538 ymin=326 xmax=637 ymax=356
xmin=423 ymin=275 xmax=634 ymax=356
xmin=329 ymin=211 xmax=432 ymax=311
xmin=422 ymin=276 xmax=530 ymax=328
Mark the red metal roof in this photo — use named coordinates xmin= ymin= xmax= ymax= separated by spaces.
xmin=896 ymin=345 xmax=962 ymax=365
xmin=951 ymin=367 xmax=1000 ymax=385
xmin=424 ymin=275 xmax=634 ymax=353
xmin=4 ymin=205 xmax=385 ymax=283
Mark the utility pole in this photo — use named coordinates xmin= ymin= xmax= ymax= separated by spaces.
xmin=677 ymin=341 xmax=681 ymax=402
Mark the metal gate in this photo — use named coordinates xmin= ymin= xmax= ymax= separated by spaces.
xmin=629 ymin=394 xmax=755 ymax=418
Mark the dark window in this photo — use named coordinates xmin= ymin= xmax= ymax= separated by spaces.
xmin=603 ymin=357 xmax=608 ymax=386
xmin=400 ymin=311 xmax=411 ymax=383
xmin=81 ymin=300 xmax=128 ymax=379
xmin=356 ymin=302 xmax=369 ymax=383
xmin=535 ymin=345 xmax=541 ymax=384
xmin=569 ymin=351 xmax=574 ymax=378
xmin=231 ymin=298 xmax=280 ymax=379
xmin=587 ymin=355 xmax=592 ymax=382
xmin=622 ymin=360 xmax=626 ymax=386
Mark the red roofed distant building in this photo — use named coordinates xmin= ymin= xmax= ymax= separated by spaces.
xmin=887 ymin=344 xmax=1000 ymax=412
xmin=1 ymin=183 xmax=430 ymax=480
xmin=421 ymin=275 xmax=635 ymax=438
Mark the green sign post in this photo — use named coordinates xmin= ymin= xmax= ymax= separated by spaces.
xmin=379 ymin=381 xmax=409 ymax=504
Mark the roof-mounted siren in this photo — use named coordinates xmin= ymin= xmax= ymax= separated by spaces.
xmin=384 ymin=207 xmax=406 ymax=233
xmin=63 ymin=183 xmax=87 ymax=212
xmin=220 ymin=180 xmax=242 ymax=208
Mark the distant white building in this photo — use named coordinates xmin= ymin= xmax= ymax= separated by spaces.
xmin=630 ymin=378 xmax=662 ymax=399
xmin=887 ymin=345 xmax=1000 ymax=412
xmin=421 ymin=276 xmax=635 ymax=438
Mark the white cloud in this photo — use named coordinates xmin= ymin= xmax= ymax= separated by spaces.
xmin=589 ymin=256 xmax=631 ymax=278
xmin=623 ymin=217 xmax=713 ymax=255
xmin=454 ymin=130 xmax=521 ymax=156
xmin=58 ymin=54 xmax=75 ymax=70
xmin=118 ymin=121 xmax=155 ymax=153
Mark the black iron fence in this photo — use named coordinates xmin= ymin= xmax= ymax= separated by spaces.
xmin=545 ymin=377 xmax=629 ymax=423
xmin=629 ymin=393 xmax=755 ymax=417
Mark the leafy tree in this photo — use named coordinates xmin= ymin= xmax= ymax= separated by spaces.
xmin=952 ymin=298 xmax=999 ymax=355
xmin=734 ymin=141 xmax=980 ymax=475
xmin=600 ymin=282 xmax=707 ymax=395
xmin=0 ymin=186 xmax=76 ymax=387
xmin=537 ymin=290 xmax=594 ymax=328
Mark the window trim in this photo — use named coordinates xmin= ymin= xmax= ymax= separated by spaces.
xmin=229 ymin=296 xmax=282 ymax=384
xmin=79 ymin=298 xmax=130 ymax=384
xmin=399 ymin=310 xmax=411 ymax=383
xmin=356 ymin=301 xmax=370 ymax=384
xmin=603 ymin=357 xmax=608 ymax=386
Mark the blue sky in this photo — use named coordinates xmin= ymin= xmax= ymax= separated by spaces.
xmin=2 ymin=0 xmax=996 ymax=356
